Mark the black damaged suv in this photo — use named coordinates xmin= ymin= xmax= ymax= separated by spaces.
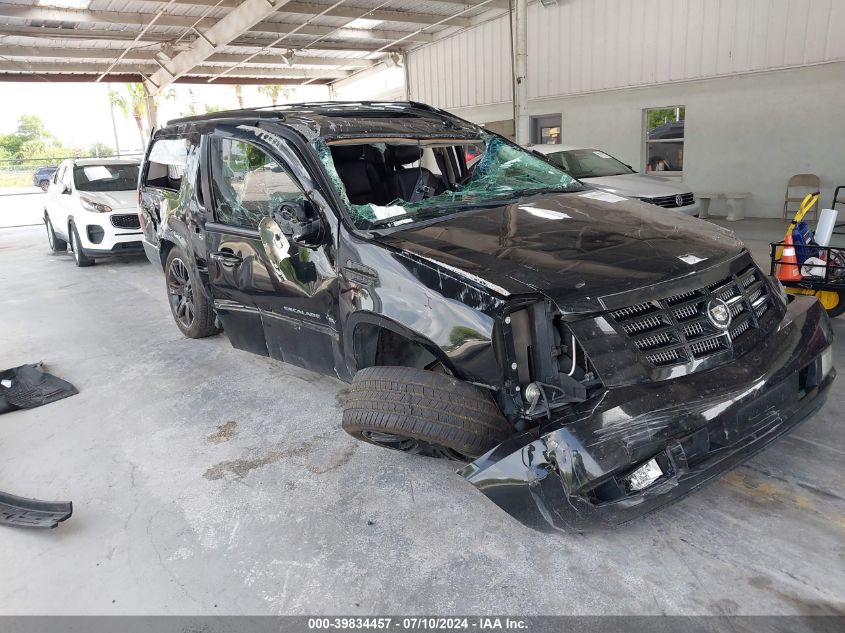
xmin=139 ymin=102 xmax=834 ymax=531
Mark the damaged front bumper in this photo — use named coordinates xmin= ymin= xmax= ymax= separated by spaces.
xmin=460 ymin=296 xmax=835 ymax=531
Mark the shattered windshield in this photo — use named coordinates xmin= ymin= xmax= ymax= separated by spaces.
xmin=314 ymin=134 xmax=580 ymax=230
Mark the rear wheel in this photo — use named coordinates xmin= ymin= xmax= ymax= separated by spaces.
xmin=165 ymin=246 xmax=220 ymax=338
xmin=39 ymin=180 xmax=49 ymax=192
xmin=342 ymin=366 xmax=512 ymax=461
xmin=44 ymin=213 xmax=67 ymax=253
xmin=69 ymin=223 xmax=94 ymax=267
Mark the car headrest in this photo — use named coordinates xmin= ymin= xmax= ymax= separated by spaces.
xmin=385 ymin=145 xmax=423 ymax=166
xmin=330 ymin=144 xmax=364 ymax=162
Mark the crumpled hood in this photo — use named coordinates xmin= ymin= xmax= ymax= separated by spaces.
xmin=78 ymin=189 xmax=136 ymax=210
xmin=582 ymin=173 xmax=691 ymax=198
xmin=375 ymin=191 xmax=744 ymax=312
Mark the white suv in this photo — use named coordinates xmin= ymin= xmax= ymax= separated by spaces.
xmin=43 ymin=158 xmax=143 ymax=267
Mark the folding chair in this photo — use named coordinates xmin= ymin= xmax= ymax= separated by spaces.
xmin=782 ymin=174 xmax=821 ymax=220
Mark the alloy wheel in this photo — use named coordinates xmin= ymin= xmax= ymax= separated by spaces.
xmin=167 ymin=258 xmax=195 ymax=328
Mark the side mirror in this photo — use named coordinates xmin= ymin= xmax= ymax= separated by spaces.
xmin=61 ymin=184 xmax=71 ymax=195
xmin=273 ymin=199 xmax=323 ymax=246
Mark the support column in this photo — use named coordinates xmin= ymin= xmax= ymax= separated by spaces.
xmin=144 ymin=83 xmax=158 ymax=139
xmin=513 ymin=0 xmax=529 ymax=145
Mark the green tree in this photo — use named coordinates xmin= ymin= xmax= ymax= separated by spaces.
xmin=89 ymin=142 xmax=114 ymax=157
xmin=257 ymin=85 xmax=291 ymax=106
xmin=109 ymin=83 xmax=148 ymax=148
xmin=16 ymin=114 xmax=51 ymax=142
xmin=0 ymin=133 xmax=24 ymax=158
xmin=646 ymin=107 xmax=685 ymax=132
xmin=109 ymin=85 xmax=175 ymax=148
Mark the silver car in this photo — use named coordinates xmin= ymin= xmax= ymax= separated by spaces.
xmin=532 ymin=144 xmax=701 ymax=216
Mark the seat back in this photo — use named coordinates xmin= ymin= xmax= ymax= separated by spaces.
xmin=384 ymin=146 xmax=444 ymax=202
xmin=331 ymin=145 xmax=374 ymax=205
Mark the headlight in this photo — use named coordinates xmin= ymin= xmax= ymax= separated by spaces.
xmin=821 ymin=347 xmax=833 ymax=379
xmin=80 ymin=197 xmax=112 ymax=213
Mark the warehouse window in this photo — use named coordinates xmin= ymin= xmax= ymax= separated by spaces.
xmin=530 ymin=114 xmax=561 ymax=145
xmin=644 ymin=106 xmax=685 ymax=173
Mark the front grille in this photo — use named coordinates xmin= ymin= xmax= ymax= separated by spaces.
xmin=609 ymin=265 xmax=774 ymax=367
xmin=111 ymin=214 xmax=140 ymax=229
xmin=641 ymin=192 xmax=695 ymax=208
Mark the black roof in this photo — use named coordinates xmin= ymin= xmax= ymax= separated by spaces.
xmin=161 ymin=101 xmax=479 ymax=140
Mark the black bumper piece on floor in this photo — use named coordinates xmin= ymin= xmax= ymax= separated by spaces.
xmin=461 ymin=296 xmax=835 ymax=531
xmin=0 ymin=491 xmax=72 ymax=529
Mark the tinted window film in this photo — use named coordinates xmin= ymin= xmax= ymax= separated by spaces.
xmin=209 ymin=137 xmax=303 ymax=230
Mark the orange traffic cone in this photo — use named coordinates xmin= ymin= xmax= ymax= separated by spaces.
xmin=778 ymin=233 xmax=803 ymax=282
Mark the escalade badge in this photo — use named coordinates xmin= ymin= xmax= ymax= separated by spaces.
xmin=707 ymin=298 xmax=732 ymax=330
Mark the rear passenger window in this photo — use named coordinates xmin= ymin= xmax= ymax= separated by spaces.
xmin=144 ymin=138 xmax=189 ymax=191
xmin=209 ymin=137 xmax=303 ymax=230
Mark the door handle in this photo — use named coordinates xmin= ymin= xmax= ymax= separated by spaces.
xmin=210 ymin=250 xmax=243 ymax=265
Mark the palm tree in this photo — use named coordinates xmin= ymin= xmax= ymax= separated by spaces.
xmin=109 ymin=84 xmax=176 ymax=150
xmin=109 ymin=83 xmax=148 ymax=149
xmin=257 ymin=84 xmax=292 ymax=106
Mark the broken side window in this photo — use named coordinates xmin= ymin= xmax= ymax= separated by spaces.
xmin=209 ymin=137 xmax=304 ymax=230
xmin=144 ymin=138 xmax=189 ymax=191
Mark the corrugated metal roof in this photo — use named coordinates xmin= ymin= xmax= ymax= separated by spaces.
xmin=0 ymin=0 xmax=493 ymax=85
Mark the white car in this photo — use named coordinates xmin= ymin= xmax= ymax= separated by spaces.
xmin=532 ymin=144 xmax=701 ymax=216
xmin=43 ymin=158 xmax=143 ymax=267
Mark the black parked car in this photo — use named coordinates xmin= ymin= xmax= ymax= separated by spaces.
xmin=138 ymin=102 xmax=834 ymax=531
xmin=33 ymin=165 xmax=58 ymax=191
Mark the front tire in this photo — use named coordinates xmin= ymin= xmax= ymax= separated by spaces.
xmin=44 ymin=213 xmax=67 ymax=253
xmin=342 ymin=366 xmax=512 ymax=460
xmin=69 ymin=223 xmax=94 ymax=267
xmin=39 ymin=180 xmax=50 ymax=192
xmin=165 ymin=246 xmax=220 ymax=339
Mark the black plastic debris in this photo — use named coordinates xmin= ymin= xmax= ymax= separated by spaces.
xmin=0 ymin=363 xmax=78 ymax=415
xmin=0 ymin=490 xmax=72 ymax=528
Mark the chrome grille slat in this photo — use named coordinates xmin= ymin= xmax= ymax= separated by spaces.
xmin=641 ymin=192 xmax=695 ymax=208
xmin=608 ymin=264 xmax=774 ymax=368
xmin=620 ymin=314 xmax=664 ymax=334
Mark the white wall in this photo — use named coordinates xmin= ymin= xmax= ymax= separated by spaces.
xmin=432 ymin=63 xmax=845 ymax=219
xmin=402 ymin=0 xmax=845 ymax=218
xmin=331 ymin=65 xmax=407 ymax=102
xmin=408 ymin=0 xmax=845 ymax=109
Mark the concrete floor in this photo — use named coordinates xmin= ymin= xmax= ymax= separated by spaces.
xmin=1 ymin=195 xmax=844 ymax=616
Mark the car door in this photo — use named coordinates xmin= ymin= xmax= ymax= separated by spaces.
xmin=204 ymin=128 xmax=340 ymax=374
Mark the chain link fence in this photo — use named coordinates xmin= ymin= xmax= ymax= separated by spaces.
xmin=0 ymin=152 xmax=144 ymax=189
